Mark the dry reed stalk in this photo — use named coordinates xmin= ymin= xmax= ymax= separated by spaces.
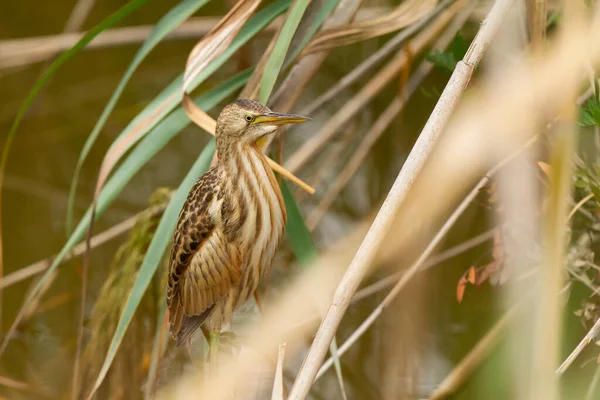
xmin=271 ymin=343 xmax=287 ymax=400
xmin=154 ymin=12 xmax=600 ymax=397
xmin=526 ymin=0 xmax=547 ymax=46
xmin=0 ymin=18 xmax=233 ymax=69
xmin=287 ymin=1 xmax=516 ymax=397
xmin=284 ymin=4 xmax=462 ymax=174
xmin=64 ymin=0 xmax=96 ymax=33
xmin=306 ymin=2 xmax=475 ymax=229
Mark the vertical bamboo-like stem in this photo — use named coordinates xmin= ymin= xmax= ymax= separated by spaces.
xmin=287 ymin=1 xmax=516 ymax=398
xmin=529 ymin=3 xmax=579 ymax=399
xmin=531 ymin=102 xmax=575 ymax=400
xmin=526 ymin=0 xmax=547 ymax=46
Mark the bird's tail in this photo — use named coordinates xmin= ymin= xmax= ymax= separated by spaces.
xmin=176 ymin=305 xmax=215 ymax=346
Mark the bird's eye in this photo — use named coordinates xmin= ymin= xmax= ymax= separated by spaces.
xmin=244 ymin=114 xmax=254 ymax=122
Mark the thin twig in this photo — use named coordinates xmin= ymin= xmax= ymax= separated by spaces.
xmin=352 ymin=229 xmax=495 ymax=303
xmin=64 ymin=0 xmax=96 ymax=33
xmin=0 ymin=18 xmax=235 ymax=69
xmin=271 ymin=343 xmax=287 ymax=400
xmin=287 ymin=1 xmax=513 ymax=397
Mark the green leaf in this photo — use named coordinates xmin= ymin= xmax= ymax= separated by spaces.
xmin=426 ymin=34 xmax=468 ymax=73
xmin=259 ymin=0 xmax=311 ymax=103
xmin=87 ymin=139 xmax=216 ymax=399
xmin=67 ymin=0 xmax=211 ymax=235
xmin=0 ymin=70 xmax=249 ymax=356
xmin=281 ymin=180 xmax=317 ymax=264
xmin=579 ymin=97 xmax=600 ymax=127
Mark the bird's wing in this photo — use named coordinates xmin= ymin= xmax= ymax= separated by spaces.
xmin=166 ymin=167 xmax=242 ymax=338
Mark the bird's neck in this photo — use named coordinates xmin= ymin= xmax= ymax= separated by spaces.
xmin=216 ymin=141 xmax=271 ymax=179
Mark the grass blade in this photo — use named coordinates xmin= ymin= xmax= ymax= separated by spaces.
xmin=66 ymin=0 xmax=211 ymax=235
xmin=86 ymin=139 xmax=217 ymax=399
xmin=259 ymin=0 xmax=311 ymax=103
xmin=0 ymin=71 xmax=249 ymax=357
xmin=329 ymin=337 xmax=348 ymax=400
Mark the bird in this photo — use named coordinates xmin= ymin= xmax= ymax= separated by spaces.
xmin=166 ymin=99 xmax=310 ymax=353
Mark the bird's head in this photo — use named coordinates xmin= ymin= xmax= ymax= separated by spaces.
xmin=215 ymin=99 xmax=310 ymax=144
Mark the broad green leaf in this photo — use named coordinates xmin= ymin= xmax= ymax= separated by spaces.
xmin=0 ymin=0 xmax=150 ymax=356
xmin=426 ymin=34 xmax=468 ymax=73
xmin=259 ymin=0 xmax=311 ymax=103
xmin=0 ymin=70 xmax=249 ymax=356
xmin=87 ymin=139 xmax=217 ymax=400
xmin=579 ymin=97 xmax=600 ymax=127
xmin=67 ymin=0 xmax=211 ymax=235
xmin=281 ymin=180 xmax=317 ymax=264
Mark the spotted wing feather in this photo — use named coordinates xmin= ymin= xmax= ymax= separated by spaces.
xmin=167 ymin=166 xmax=242 ymax=343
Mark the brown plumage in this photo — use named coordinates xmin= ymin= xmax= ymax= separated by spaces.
xmin=167 ymin=99 xmax=310 ymax=345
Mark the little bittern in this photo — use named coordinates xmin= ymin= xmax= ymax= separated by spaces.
xmin=167 ymin=99 xmax=310 ymax=347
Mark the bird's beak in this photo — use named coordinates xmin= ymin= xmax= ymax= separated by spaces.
xmin=252 ymin=112 xmax=311 ymax=126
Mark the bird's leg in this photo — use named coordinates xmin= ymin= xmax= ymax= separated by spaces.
xmin=185 ymin=337 xmax=194 ymax=361
xmin=253 ymin=290 xmax=263 ymax=315
xmin=208 ymin=331 xmax=220 ymax=377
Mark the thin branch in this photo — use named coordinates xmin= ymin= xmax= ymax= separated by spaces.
xmin=0 ymin=18 xmax=238 ymax=69
xmin=271 ymin=343 xmax=287 ymax=400
xmin=287 ymin=1 xmax=514 ymax=398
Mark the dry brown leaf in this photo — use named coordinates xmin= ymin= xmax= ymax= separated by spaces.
xmin=456 ymin=269 xmax=471 ymax=303
xmin=182 ymin=93 xmax=216 ymax=133
xmin=303 ymin=0 xmax=437 ymax=54
xmin=183 ymin=0 xmax=262 ymax=91
xmin=457 ymin=231 xmax=505 ymax=301
xmin=538 ymin=161 xmax=552 ymax=179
